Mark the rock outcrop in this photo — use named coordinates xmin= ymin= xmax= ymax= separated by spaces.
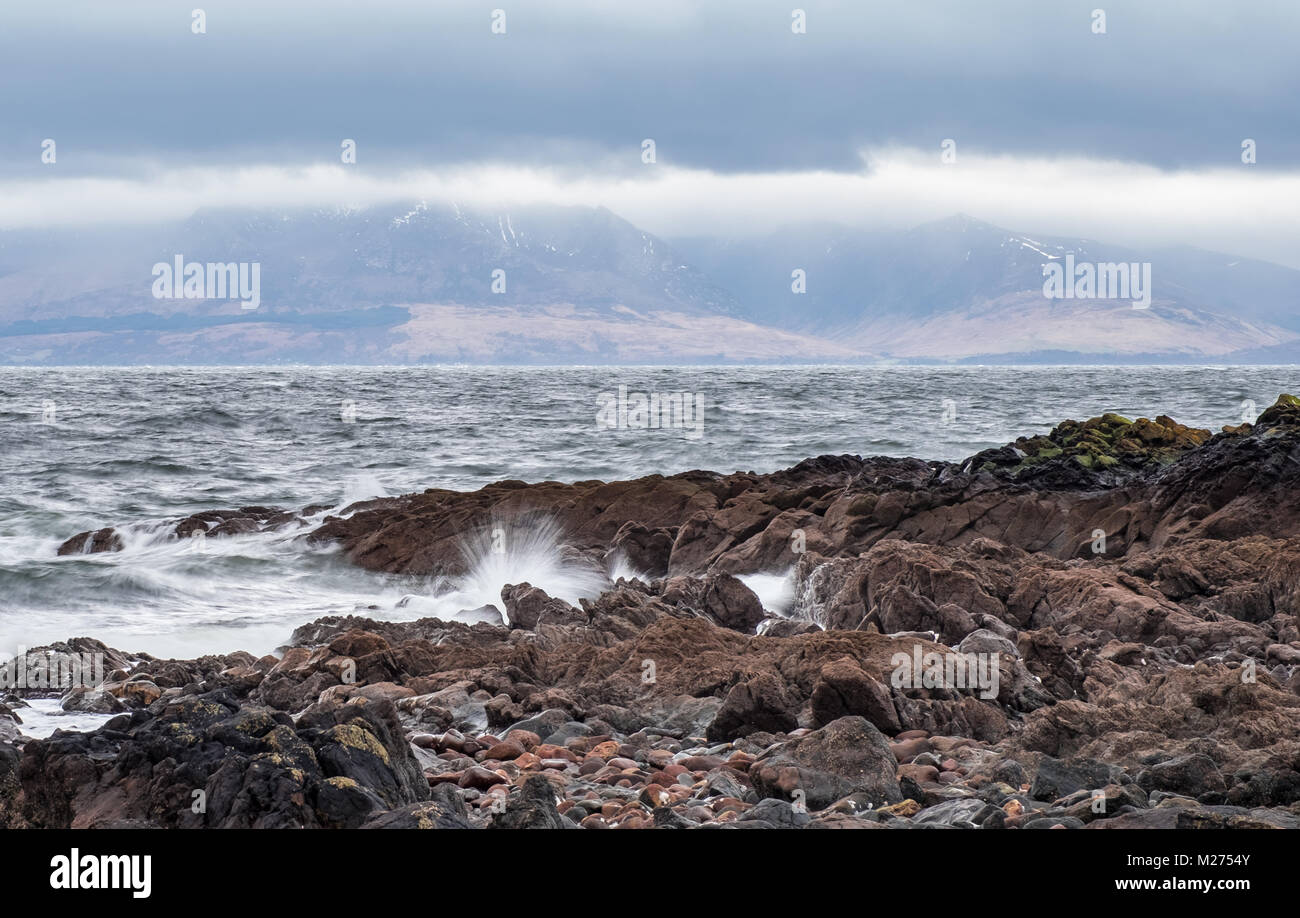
xmin=8 ymin=395 xmax=1300 ymax=829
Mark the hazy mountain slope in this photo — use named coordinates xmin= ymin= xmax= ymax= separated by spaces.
xmin=0 ymin=202 xmax=739 ymax=323
xmin=851 ymin=295 xmax=1294 ymax=361
xmin=0 ymin=202 xmax=867 ymax=364
xmin=1 ymin=207 xmax=1297 ymax=364
xmin=675 ymin=215 xmax=1300 ymax=360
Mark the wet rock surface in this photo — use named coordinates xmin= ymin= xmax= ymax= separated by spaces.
xmin=8 ymin=396 xmax=1300 ymax=828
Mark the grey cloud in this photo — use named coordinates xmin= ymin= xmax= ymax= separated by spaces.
xmin=1 ymin=0 xmax=1297 ymax=178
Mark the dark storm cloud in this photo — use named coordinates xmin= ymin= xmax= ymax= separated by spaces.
xmin=1 ymin=0 xmax=1297 ymax=178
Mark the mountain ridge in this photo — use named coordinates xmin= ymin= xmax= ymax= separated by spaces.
xmin=1 ymin=205 xmax=1296 ymax=364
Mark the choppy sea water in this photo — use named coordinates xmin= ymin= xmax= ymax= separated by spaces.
xmin=1 ymin=365 xmax=1295 ymax=662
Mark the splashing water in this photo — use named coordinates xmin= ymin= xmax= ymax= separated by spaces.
xmin=396 ymin=514 xmax=611 ymax=625
xmin=605 ymin=552 xmax=649 ymax=584
xmin=11 ymin=698 xmax=117 ymax=740
xmin=338 ymin=472 xmax=388 ymax=510
xmin=738 ymin=570 xmax=796 ymax=616
xmin=6 ymin=364 xmax=1297 ymax=658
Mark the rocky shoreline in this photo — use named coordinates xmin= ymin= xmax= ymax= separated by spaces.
xmin=5 ymin=397 xmax=1300 ymax=829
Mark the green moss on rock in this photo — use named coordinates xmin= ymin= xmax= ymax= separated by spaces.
xmin=326 ymin=722 xmax=391 ymax=765
xmin=1002 ymin=409 xmax=1211 ymax=476
xmin=1255 ymin=394 xmax=1300 ymax=433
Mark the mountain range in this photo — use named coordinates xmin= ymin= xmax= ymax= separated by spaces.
xmin=2 ymin=204 xmax=1297 ymax=364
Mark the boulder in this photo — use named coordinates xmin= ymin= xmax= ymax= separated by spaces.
xmin=707 ymin=673 xmax=798 ymax=741
xmin=489 ymin=775 xmax=567 ymax=829
xmin=750 ymin=716 xmax=903 ymax=811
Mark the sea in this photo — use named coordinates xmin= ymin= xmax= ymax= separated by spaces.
xmin=1 ymin=365 xmax=1295 ymax=664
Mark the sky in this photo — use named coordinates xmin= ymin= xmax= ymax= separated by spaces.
xmin=2 ymin=0 xmax=1298 ymax=264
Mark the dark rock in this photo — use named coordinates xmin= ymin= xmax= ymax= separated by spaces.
xmin=361 ymin=785 xmax=472 ymax=829
xmin=810 ymin=658 xmax=900 ymax=733
xmin=1030 ymin=756 xmax=1124 ymax=801
xmin=1137 ymin=754 xmax=1227 ymax=798
xmin=506 ymin=709 xmax=572 ymax=742
xmin=608 ymin=523 xmax=675 ymax=579
xmin=1024 ymin=815 xmax=1086 ymax=829
xmin=500 ymin=583 xmax=576 ymax=631
xmin=762 ymin=619 xmax=824 ymax=638
xmin=750 ymin=716 xmax=902 ymax=811
xmin=8 ymin=691 xmax=427 ymax=829
xmin=991 ymin=759 xmax=1026 ymax=787
xmin=912 ymin=798 xmax=998 ymax=827
xmin=489 ymin=776 xmax=566 ymax=829
xmin=1224 ymin=768 xmax=1300 ymax=808
xmin=60 ymin=688 xmax=126 ymax=715
xmin=735 ymin=797 xmax=812 ymax=828
xmin=652 ymin=806 xmax=699 ymax=829
xmin=702 ymin=574 xmax=766 ymax=633
xmin=707 ymin=673 xmax=798 ymax=741
xmin=56 ymin=527 xmax=123 ymax=556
